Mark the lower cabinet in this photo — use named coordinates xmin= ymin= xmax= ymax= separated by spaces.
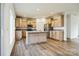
xmin=22 ymin=30 xmax=26 ymax=38
xmin=15 ymin=31 xmax=22 ymax=41
xmin=50 ymin=31 xmax=64 ymax=41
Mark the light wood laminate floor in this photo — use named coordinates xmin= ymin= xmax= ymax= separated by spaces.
xmin=11 ymin=39 xmax=79 ymax=56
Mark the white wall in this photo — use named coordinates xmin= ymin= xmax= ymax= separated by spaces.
xmin=67 ymin=14 xmax=79 ymax=39
xmin=1 ymin=3 xmax=4 ymax=56
xmin=78 ymin=24 xmax=79 ymax=38
xmin=71 ymin=15 xmax=78 ymax=39
xmin=64 ymin=13 xmax=67 ymax=41
xmin=76 ymin=15 xmax=79 ymax=38
xmin=0 ymin=4 xmax=1 ymax=55
xmin=66 ymin=14 xmax=71 ymax=38
xmin=1 ymin=3 xmax=16 ymax=56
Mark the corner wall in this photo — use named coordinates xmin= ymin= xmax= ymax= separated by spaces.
xmin=0 ymin=4 xmax=1 ymax=55
xmin=63 ymin=13 xmax=67 ymax=41
xmin=66 ymin=14 xmax=79 ymax=39
xmin=1 ymin=3 xmax=16 ymax=56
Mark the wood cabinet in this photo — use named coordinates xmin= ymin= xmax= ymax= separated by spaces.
xmin=15 ymin=18 xmax=36 ymax=29
xmin=54 ymin=19 xmax=61 ymax=27
xmin=27 ymin=19 xmax=36 ymax=28
xmin=45 ymin=15 xmax=64 ymax=27
xmin=15 ymin=31 xmax=22 ymax=41
xmin=50 ymin=31 xmax=64 ymax=41
xmin=20 ymin=19 xmax=27 ymax=28
xmin=22 ymin=31 xmax=26 ymax=38
xmin=15 ymin=18 xmax=21 ymax=28
xmin=16 ymin=18 xmax=27 ymax=28
xmin=52 ymin=15 xmax=64 ymax=27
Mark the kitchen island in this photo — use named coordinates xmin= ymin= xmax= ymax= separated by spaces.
xmin=26 ymin=31 xmax=48 ymax=45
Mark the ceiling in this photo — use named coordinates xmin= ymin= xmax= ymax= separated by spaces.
xmin=14 ymin=3 xmax=79 ymax=18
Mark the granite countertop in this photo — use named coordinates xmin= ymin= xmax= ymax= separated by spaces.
xmin=27 ymin=31 xmax=48 ymax=33
xmin=16 ymin=28 xmax=36 ymax=31
xmin=16 ymin=29 xmax=48 ymax=33
xmin=52 ymin=29 xmax=64 ymax=31
xmin=16 ymin=27 xmax=64 ymax=32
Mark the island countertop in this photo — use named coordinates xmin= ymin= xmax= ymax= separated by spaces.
xmin=26 ymin=31 xmax=48 ymax=33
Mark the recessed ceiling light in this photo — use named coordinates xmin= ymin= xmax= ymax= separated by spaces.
xmin=36 ymin=8 xmax=40 ymax=11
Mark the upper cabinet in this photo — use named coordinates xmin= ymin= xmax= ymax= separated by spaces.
xmin=45 ymin=15 xmax=64 ymax=27
xmin=27 ymin=19 xmax=36 ymax=28
xmin=15 ymin=18 xmax=27 ymax=28
xmin=15 ymin=18 xmax=36 ymax=29
xmin=52 ymin=15 xmax=64 ymax=27
xmin=20 ymin=19 xmax=27 ymax=28
xmin=15 ymin=18 xmax=21 ymax=28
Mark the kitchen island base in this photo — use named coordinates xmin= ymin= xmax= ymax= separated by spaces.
xmin=26 ymin=32 xmax=48 ymax=45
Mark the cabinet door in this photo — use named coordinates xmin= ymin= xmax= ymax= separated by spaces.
xmin=52 ymin=31 xmax=64 ymax=41
xmin=53 ymin=31 xmax=56 ymax=39
xmin=56 ymin=19 xmax=61 ymax=27
xmin=20 ymin=19 xmax=27 ymax=28
xmin=55 ymin=31 xmax=64 ymax=41
xmin=59 ymin=31 xmax=64 ymax=41
xmin=16 ymin=19 xmax=20 ymax=28
xmin=55 ymin=31 xmax=60 ymax=40
xmin=55 ymin=19 xmax=61 ymax=27
xmin=22 ymin=20 xmax=27 ymax=28
xmin=53 ymin=16 xmax=64 ymax=27
xmin=15 ymin=31 xmax=22 ymax=40
xmin=54 ymin=20 xmax=56 ymax=27
xmin=22 ymin=31 xmax=26 ymax=38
